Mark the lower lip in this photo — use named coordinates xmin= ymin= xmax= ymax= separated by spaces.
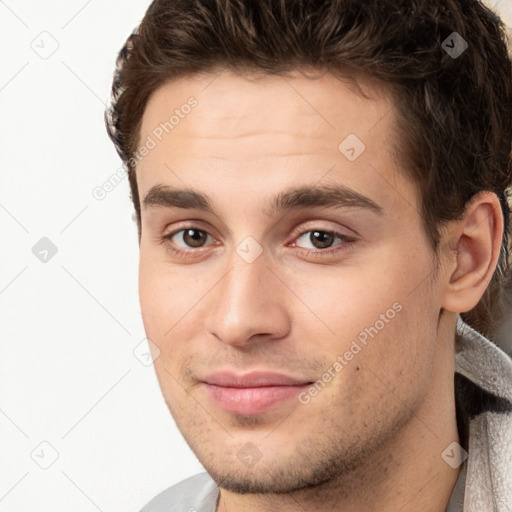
xmin=203 ymin=383 xmax=310 ymax=415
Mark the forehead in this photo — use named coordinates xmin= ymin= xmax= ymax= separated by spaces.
xmin=139 ymin=68 xmax=395 ymax=147
xmin=136 ymin=69 xmax=414 ymax=219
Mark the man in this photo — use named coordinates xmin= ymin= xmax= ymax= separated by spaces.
xmin=105 ymin=0 xmax=512 ymax=510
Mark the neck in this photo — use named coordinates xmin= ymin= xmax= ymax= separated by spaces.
xmin=217 ymin=313 xmax=462 ymax=512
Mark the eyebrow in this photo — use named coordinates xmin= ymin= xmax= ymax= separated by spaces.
xmin=142 ymin=183 xmax=383 ymax=217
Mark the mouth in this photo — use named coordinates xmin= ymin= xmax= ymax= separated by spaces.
xmin=201 ymin=371 xmax=313 ymax=415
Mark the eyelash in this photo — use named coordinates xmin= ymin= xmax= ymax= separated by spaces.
xmin=160 ymin=225 xmax=355 ymax=260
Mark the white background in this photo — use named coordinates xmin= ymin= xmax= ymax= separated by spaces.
xmin=1 ymin=1 xmax=511 ymax=511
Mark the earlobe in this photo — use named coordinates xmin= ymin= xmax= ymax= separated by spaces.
xmin=441 ymin=192 xmax=503 ymax=313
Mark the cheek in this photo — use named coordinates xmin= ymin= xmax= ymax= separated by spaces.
xmin=139 ymin=258 xmax=162 ymax=332
xmin=287 ymin=247 xmax=438 ymax=369
xmin=287 ymin=267 xmax=400 ymax=342
xmin=138 ymin=249 xmax=179 ymax=341
xmin=138 ymin=259 xmax=190 ymax=400
xmin=138 ymin=249 xmax=211 ymax=366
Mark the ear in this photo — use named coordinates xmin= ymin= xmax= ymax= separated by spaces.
xmin=440 ymin=191 xmax=504 ymax=313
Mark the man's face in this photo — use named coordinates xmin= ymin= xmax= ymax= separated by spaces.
xmin=137 ymin=69 xmax=445 ymax=492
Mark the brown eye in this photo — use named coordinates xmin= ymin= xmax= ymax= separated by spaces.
xmin=181 ymin=228 xmax=208 ymax=248
xmin=310 ymin=230 xmax=335 ymax=249
xmin=296 ymin=230 xmax=346 ymax=250
xmin=160 ymin=226 xmax=217 ymax=260
xmin=163 ymin=227 xmax=213 ymax=250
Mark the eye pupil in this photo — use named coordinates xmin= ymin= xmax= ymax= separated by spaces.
xmin=311 ymin=230 xmax=334 ymax=248
xmin=183 ymin=229 xmax=207 ymax=247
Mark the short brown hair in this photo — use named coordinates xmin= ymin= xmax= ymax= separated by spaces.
xmin=105 ymin=0 xmax=512 ymax=341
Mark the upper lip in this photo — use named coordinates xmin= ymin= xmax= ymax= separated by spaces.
xmin=202 ymin=371 xmax=312 ymax=388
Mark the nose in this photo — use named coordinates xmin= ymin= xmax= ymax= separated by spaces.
xmin=204 ymin=245 xmax=291 ymax=349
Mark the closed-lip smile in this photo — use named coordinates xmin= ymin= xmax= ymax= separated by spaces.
xmin=201 ymin=371 xmax=313 ymax=415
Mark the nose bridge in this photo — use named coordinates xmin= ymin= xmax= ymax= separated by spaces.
xmin=205 ymin=244 xmax=290 ymax=346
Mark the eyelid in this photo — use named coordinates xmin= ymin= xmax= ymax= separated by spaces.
xmin=162 ymin=219 xmax=218 ymax=240
xmin=291 ymin=230 xmax=352 ymax=249
xmin=289 ymin=220 xmax=356 ymax=241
